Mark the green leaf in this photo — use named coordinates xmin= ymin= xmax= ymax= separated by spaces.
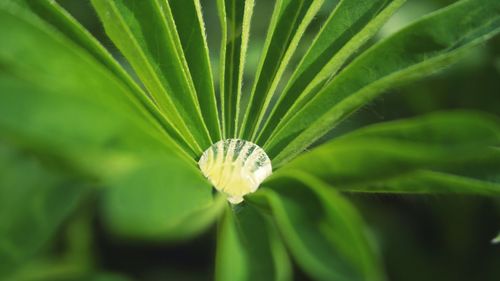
xmin=19 ymin=0 xmax=145 ymax=97
xmin=217 ymin=0 xmax=254 ymax=138
xmin=0 ymin=7 xmax=171 ymax=161
xmin=215 ymin=204 xmax=291 ymax=281
xmin=1 ymin=74 xmax=216 ymax=241
xmin=91 ymin=0 xmax=212 ymax=153
xmin=0 ymin=142 xmax=88 ymax=277
xmin=102 ymin=157 xmax=223 ymax=240
xmin=239 ymin=0 xmax=324 ymax=140
xmin=251 ymin=174 xmax=385 ymax=281
xmin=275 ymin=112 xmax=500 ymax=189
xmin=341 ymin=148 xmax=500 ymax=194
xmin=257 ymin=0 xmax=405 ymax=144
xmin=265 ymin=0 xmax=500 ymax=165
xmin=0 ymin=9 xmax=216 ymax=240
xmin=349 ymin=169 xmax=500 ymax=195
xmin=1 ymin=0 xmax=193 ymax=155
xmin=169 ymin=0 xmax=222 ymax=141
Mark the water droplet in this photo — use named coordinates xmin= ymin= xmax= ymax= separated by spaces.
xmin=198 ymin=139 xmax=272 ymax=204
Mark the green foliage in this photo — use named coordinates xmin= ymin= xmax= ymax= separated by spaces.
xmin=251 ymin=174 xmax=385 ymax=281
xmin=276 ymin=112 xmax=500 ymax=192
xmin=265 ymin=0 xmax=500 ymax=166
xmin=217 ymin=0 xmax=254 ymax=137
xmin=0 ymin=0 xmax=499 ymax=280
xmin=0 ymin=142 xmax=87 ymax=276
xmin=216 ymin=205 xmax=291 ymax=281
xmin=257 ymin=0 xmax=405 ymax=143
xmin=91 ymin=0 xmax=214 ymax=154
xmin=240 ymin=0 xmax=324 ymax=140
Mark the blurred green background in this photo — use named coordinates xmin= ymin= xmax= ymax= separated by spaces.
xmin=6 ymin=0 xmax=500 ymax=280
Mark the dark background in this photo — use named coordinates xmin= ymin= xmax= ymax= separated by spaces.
xmin=28 ymin=0 xmax=500 ymax=280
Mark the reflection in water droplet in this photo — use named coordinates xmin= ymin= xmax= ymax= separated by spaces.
xmin=198 ymin=139 xmax=272 ymax=204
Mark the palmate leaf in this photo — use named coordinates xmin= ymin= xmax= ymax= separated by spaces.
xmin=4 ymin=0 xmax=195 ymax=156
xmin=256 ymin=0 xmax=405 ymax=144
xmin=168 ymin=0 xmax=222 ymax=141
xmin=251 ymin=112 xmax=499 ymax=280
xmin=1 ymin=0 xmax=140 ymax=97
xmin=91 ymin=0 xmax=213 ymax=153
xmin=10 ymin=0 xmax=144 ymax=96
xmin=265 ymin=0 xmax=500 ymax=166
xmin=0 ymin=5 xmax=217 ymax=258
xmin=274 ymin=112 xmax=500 ymax=194
xmin=251 ymin=174 xmax=385 ymax=281
xmin=215 ymin=205 xmax=291 ymax=281
xmin=0 ymin=8 xmax=169 ymax=162
xmin=217 ymin=0 xmax=254 ymax=138
xmin=239 ymin=0 xmax=324 ymax=140
xmin=1 ymin=0 xmax=500 ymax=280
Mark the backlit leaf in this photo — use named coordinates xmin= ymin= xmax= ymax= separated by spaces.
xmin=266 ymin=0 xmax=500 ymax=165
xmin=257 ymin=0 xmax=405 ymax=144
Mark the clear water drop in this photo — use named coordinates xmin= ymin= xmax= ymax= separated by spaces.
xmin=198 ymin=139 xmax=272 ymax=204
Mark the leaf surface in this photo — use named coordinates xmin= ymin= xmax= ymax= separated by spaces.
xmin=275 ymin=112 xmax=500 ymax=194
xmin=1 ymin=0 xmax=196 ymax=156
xmin=251 ymin=174 xmax=385 ymax=281
xmin=266 ymin=0 xmax=500 ymax=165
xmin=215 ymin=205 xmax=291 ymax=281
xmin=217 ymin=0 xmax=254 ymax=137
xmin=257 ymin=0 xmax=404 ymax=143
xmin=19 ymin=0 xmax=144 ymax=98
xmin=168 ymin=0 xmax=222 ymax=140
xmin=342 ymin=149 xmax=500 ymax=194
xmin=92 ymin=0 xmax=212 ymax=153
xmin=240 ymin=0 xmax=324 ymax=140
xmin=102 ymin=156 xmax=224 ymax=240
xmin=0 ymin=9 xmax=217 ymax=242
